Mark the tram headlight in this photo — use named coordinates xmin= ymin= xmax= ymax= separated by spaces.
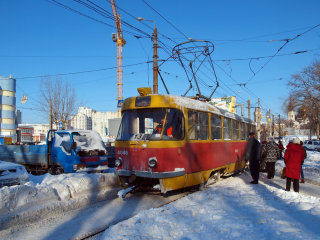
xmin=115 ymin=158 xmax=122 ymax=167
xmin=148 ymin=157 xmax=157 ymax=168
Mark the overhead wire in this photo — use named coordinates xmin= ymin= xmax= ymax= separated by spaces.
xmin=15 ymin=61 xmax=151 ymax=79
xmin=46 ymin=0 xmax=316 ymax=119
xmin=46 ymin=0 xmax=115 ymax=29
xmin=245 ymin=23 xmax=320 ymax=84
xmin=206 ymin=24 xmax=320 ymax=45
xmin=46 ymin=0 xmax=151 ymax=38
xmin=141 ymin=0 xmax=189 ymax=40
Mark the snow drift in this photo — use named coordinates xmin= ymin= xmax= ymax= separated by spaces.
xmin=0 ymin=171 xmax=119 ymax=229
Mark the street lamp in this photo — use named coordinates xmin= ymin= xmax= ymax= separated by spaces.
xmin=137 ymin=17 xmax=158 ymax=94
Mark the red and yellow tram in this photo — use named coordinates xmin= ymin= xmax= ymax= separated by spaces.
xmin=115 ymin=91 xmax=255 ymax=193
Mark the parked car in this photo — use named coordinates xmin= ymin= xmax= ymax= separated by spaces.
xmin=303 ymin=140 xmax=320 ymax=151
xmin=0 ymin=160 xmax=29 ymax=188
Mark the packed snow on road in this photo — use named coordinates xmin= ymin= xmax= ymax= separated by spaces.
xmin=0 ymin=151 xmax=320 ymax=240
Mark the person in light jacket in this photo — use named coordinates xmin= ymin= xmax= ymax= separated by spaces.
xmin=284 ymin=138 xmax=306 ymax=192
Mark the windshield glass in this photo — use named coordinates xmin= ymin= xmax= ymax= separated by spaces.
xmin=116 ymin=108 xmax=184 ymax=141
xmin=71 ymin=131 xmax=106 ymax=151
xmin=54 ymin=132 xmax=72 ymax=154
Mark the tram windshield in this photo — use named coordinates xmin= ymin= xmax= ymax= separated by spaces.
xmin=116 ymin=108 xmax=184 ymax=141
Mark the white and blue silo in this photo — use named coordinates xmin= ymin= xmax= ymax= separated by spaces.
xmin=0 ymin=76 xmax=17 ymax=140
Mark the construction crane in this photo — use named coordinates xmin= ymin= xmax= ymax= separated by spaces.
xmin=110 ymin=0 xmax=126 ymax=116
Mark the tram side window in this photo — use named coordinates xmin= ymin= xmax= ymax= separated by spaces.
xmin=223 ymin=118 xmax=232 ymax=140
xmin=211 ymin=115 xmax=222 ymax=140
xmin=188 ymin=111 xmax=208 ymax=140
xmin=240 ymin=122 xmax=246 ymax=140
xmin=151 ymin=108 xmax=185 ymax=140
xmin=232 ymin=120 xmax=240 ymax=140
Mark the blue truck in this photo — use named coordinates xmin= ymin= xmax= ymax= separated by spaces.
xmin=0 ymin=130 xmax=115 ymax=175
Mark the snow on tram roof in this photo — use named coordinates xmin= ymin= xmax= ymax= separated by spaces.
xmin=169 ymin=95 xmax=253 ymax=124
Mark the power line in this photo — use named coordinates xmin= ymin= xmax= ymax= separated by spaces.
xmin=204 ymin=24 xmax=320 ymax=45
xmin=1 ymin=48 xmax=313 ymax=60
xmin=15 ymin=61 xmax=151 ymax=79
xmin=46 ymin=0 xmax=115 ymax=29
xmin=214 ymin=49 xmax=313 ymax=62
xmin=46 ymin=0 xmax=150 ymax=38
xmin=141 ymin=0 xmax=189 ymax=40
xmin=245 ymin=23 xmax=320 ymax=84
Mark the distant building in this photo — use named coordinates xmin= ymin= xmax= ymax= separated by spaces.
xmin=70 ymin=107 xmax=93 ymax=130
xmin=17 ymin=125 xmax=33 ymax=143
xmin=16 ymin=110 xmax=22 ymax=124
xmin=32 ymin=124 xmax=50 ymax=142
xmin=70 ymin=107 xmax=119 ymax=139
xmin=0 ymin=76 xmax=17 ymax=140
xmin=92 ymin=111 xmax=118 ymax=138
xmin=18 ymin=124 xmax=50 ymax=143
xmin=254 ymin=107 xmax=262 ymax=123
xmin=288 ymin=110 xmax=295 ymax=122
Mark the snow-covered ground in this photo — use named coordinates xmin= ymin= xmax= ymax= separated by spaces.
xmin=0 ymin=151 xmax=319 ymax=240
xmin=101 ymin=152 xmax=320 ymax=240
xmin=0 ymin=168 xmax=119 ymax=231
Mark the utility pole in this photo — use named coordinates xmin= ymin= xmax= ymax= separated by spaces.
xmin=247 ymin=99 xmax=251 ymax=120
xmin=137 ymin=17 xmax=158 ymax=94
xmin=257 ymin=98 xmax=261 ymax=140
xmin=279 ymin=114 xmax=281 ymax=138
xmin=272 ymin=114 xmax=274 ymax=136
xmin=266 ymin=109 xmax=272 ymax=137
xmin=152 ymin=25 xmax=158 ymax=94
xmin=236 ymin=104 xmax=244 ymax=116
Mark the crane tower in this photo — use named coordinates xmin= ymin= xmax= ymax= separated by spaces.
xmin=110 ymin=0 xmax=126 ymax=116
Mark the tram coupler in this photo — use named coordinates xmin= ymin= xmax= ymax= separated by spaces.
xmin=117 ymin=185 xmax=138 ymax=199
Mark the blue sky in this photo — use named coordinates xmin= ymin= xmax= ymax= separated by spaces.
xmin=0 ymin=0 xmax=319 ymax=124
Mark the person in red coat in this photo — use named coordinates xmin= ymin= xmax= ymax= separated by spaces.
xmin=284 ymin=138 xmax=306 ymax=192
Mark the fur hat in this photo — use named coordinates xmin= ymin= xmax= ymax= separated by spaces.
xmin=293 ymin=137 xmax=301 ymax=144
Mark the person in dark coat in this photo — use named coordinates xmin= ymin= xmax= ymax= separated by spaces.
xmin=246 ymin=132 xmax=261 ymax=184
xmin=284 ymin=138 xmax=306 ymax=192
xmin=261 ymin=137 xmax=280 ymax=179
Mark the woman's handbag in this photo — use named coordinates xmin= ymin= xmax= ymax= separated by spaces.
xmin=280 ymin=167 xmax=286 ymax=179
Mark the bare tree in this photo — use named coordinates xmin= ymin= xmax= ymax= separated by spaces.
xmin=39 ymin=77 xmax=77 ymax=129
xmin=283 ymin=95 xmax=297 ymax=113
xmin=285 ymin=60 xmax=320 ymax=137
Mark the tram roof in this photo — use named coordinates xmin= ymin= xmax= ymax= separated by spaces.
xmin=124 ymin=94 xmax=254 ymax=124
xmin=168 ymin=95 xmax=253 ymax=124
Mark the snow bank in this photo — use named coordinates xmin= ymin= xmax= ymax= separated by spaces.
xmin=100 ymin=150 xmax=320 ymax=240
xmin=0 ymin=170 xmax=119 ymax=229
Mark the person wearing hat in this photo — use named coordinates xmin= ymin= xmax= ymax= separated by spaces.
xmin=261 ymin=136 xmax=280 ymax=179
xmin=284 ymin=137 xmax=306 ymax=192
xmin=245 ymin=131 xmax=261 ymax=184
